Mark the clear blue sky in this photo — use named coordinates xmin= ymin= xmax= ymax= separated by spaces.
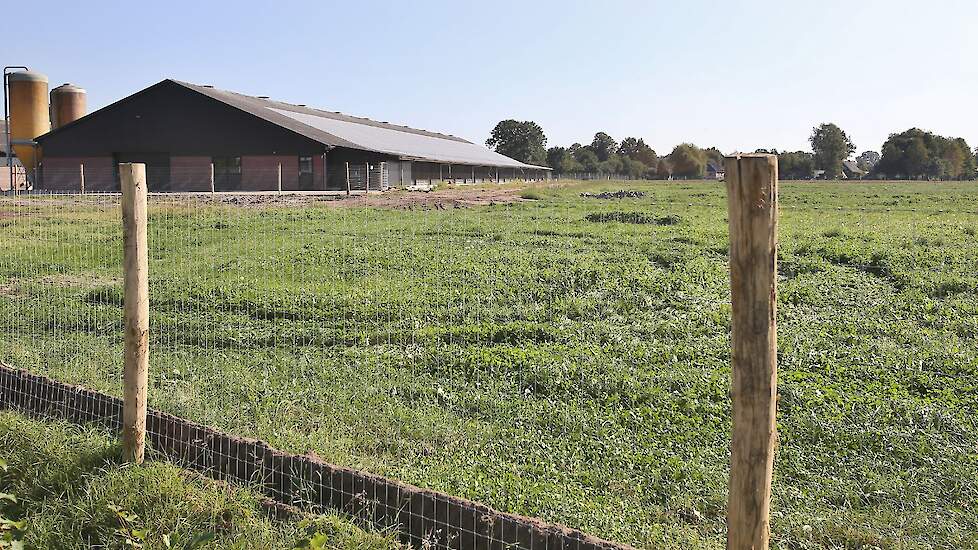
xmin=7 ymin=0 xmax=977 ymax=156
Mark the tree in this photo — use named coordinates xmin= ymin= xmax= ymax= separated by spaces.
xmin=574 ymin=148 xmax=600 ymax=172
xmin=486 ymin=120 xmax=547 ymax=165
xmin=618 ymin=137 xmax=655 ymax=162
xmin=777 ymin=151 xmax=815 ymax=179
xmin=703 ymin=147 xmax=724 ymax=167
xmin=622 ymin=157 xmax=650 ymax=179
xmin=598 ymin=154 xmax=624 ymax=175
xmin=546 ymin=146 xmax=582 ymax=174
xmin=874 ymin=128 xmax=977 ymax=180
xmin=618 ymin=137 xmax=642 ymax=158
xmin=618 ymin=137 xmax=658 ymax=173
xmin=591 ymin=132 xmax=618 ymax=162
xmin=949 ymin=138 xmax=976 ymax=180
xmin=654 ymin=157 xmax=673 ymax=179
xmin=856 ymin=151 xmax=880 ymax=172
xmin=546 ymin=147 xmax=565 ymax=171
xmin=668 ymin=143 xmax=707 ymax=178
xmin=905 ymin=138 xmax=929 ymax=177
xmin=810 ymin=123 xmax=855 ymax=179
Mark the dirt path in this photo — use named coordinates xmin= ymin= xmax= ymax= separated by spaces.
xmin=181 ymin=184 xmax=537 ymax=210
xmin=0 ymin=182 xmax=560 ymax=211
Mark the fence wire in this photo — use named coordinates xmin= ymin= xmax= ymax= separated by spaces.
xmin=0 ymin=174 xmax=628 ymax=550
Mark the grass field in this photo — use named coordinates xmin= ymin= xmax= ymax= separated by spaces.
xmin=0 ymin=411 xmax=398 ymax=549
xmin=1 ymin=179 xmax=977 ymax=548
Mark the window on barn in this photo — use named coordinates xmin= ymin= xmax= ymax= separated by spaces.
xmin=212 ymin=156 xmax=241 ymax=191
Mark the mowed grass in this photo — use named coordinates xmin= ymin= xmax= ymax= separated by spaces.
xmin=1 ymin=179 xmax=977 ymax=548
xmin=0 ymin=411 xmax=399 ymax=549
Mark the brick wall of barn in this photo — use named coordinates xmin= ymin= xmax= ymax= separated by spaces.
xmin=241 ymin=155 xmax=298 ymax=191
xmin=170 ymin=156 xmax=212 ymax=192
xmin=41 ymin=157 xmax=116 ymax=191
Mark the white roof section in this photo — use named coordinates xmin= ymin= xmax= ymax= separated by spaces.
xmin=269 ymin=108 xmax=533 ymax=168
xmin=166 ymin=80 xmax=547 ymax=170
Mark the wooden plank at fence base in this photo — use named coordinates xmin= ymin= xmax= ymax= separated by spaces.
xmin=724 ymin=153 xmax=778 ymax=550
xmin=120 ymin=162 xmax=150 ymax=464
xmin=0 ymin=363 xmax=633 ymax=550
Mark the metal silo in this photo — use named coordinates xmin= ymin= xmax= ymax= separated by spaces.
xmin=50 ymin=83 xmax=86 ymax=129
xmin=7 ymin=70 xmax=49 ymax=174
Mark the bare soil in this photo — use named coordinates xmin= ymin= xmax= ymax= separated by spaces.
xmin=0 ymin=182 xmax=548 ymax=211
xmin=215 ymin=185 xmax=532 ymax=210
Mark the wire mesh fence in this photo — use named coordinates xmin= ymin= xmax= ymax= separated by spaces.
xmin=4 ymin=170 xmax=976 ymax=548
xmin=0 ymin=182 xmax=632 ymax=549
xmin=31 ymin=162 xmax=549 ymax=195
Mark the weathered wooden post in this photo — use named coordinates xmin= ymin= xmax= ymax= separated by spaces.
xmin=345 ymin=162 xmax=351 ymax=195
xmin=79 ymin=163 xmax=85 ymax=194
xmin=277 ymin=162 xmax=283 ymax=194
xmin=365 ymin=162 xmax=370 ymax=192
xmin=120 ymin=162 xmax=150 ymax=464
xmin=209 ymin=162 xmax=215 ymax=197
xmin=725 ymin=153 xmax=778 ymax=549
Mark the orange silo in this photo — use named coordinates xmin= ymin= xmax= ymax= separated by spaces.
xmin=8 ymin=70 xmax=50 ymax=173
xmin=50 ymin=83 xmax=87 ymax=129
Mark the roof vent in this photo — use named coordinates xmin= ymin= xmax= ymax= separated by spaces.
xmin=297 ymin=104 xmax=306 ymax=107
xmin=257 ymin=95 xmax=270 ymax=99
xmin=201 ymin=85 xmax=214 ymax=88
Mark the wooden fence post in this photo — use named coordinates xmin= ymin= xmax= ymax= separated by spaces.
xmin=277 ymin=162 xmax=282 ymax=194
xmin=120 ymin=162 xmax=150 ymax=465
xmin=79 ymin=163 xmax=85 ymax=194
xmin=365 ymin=162 xmax=370 ymax=192
xmin=725 ymin=153 xmax=778 ymax=549
xmin=209 ymin=162 xmax=215 ymax=197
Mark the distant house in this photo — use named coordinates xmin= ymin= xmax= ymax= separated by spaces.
xmin=842 ymin=160 xmax=866 ymax=179
xmin=705 ymin=162 xmax=725 ymax=180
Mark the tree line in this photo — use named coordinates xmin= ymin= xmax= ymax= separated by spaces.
xmin=486 ymin=119 xmax=978 ymax=180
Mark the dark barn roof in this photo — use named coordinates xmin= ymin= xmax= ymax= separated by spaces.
xmin=38 ymin=79 xmax=548 ymax=170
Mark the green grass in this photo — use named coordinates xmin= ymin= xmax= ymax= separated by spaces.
xmin=1 ymin=179 xmax=977 ymax=548
xmin=0 ymin=411 xmax=399 ymax=549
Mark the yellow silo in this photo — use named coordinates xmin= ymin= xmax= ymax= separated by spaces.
xmin=50 ymin=83 xmax=87 ymax=129
xmin=8 ymin=71 xmax=50 ymax=173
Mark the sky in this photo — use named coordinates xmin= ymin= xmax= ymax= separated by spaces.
xmin=6 ymin=0 xmax=977 ymax=156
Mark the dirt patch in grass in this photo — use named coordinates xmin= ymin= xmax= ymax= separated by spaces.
xmin=580 ymin=190 xmax=646 ymax=199
xmin=0 ymin=283 xmax=23 ymax=298
xmin=148 ymin=186 xmax=536 ymax=211
xmin=586 ymin=212 xmax=682 ymax=225
xmin=41 ymin=273 xmax=120 ymax=289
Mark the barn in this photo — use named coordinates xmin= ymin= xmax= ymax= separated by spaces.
xmin=34 ymin=79 xmax=549 ymax=192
